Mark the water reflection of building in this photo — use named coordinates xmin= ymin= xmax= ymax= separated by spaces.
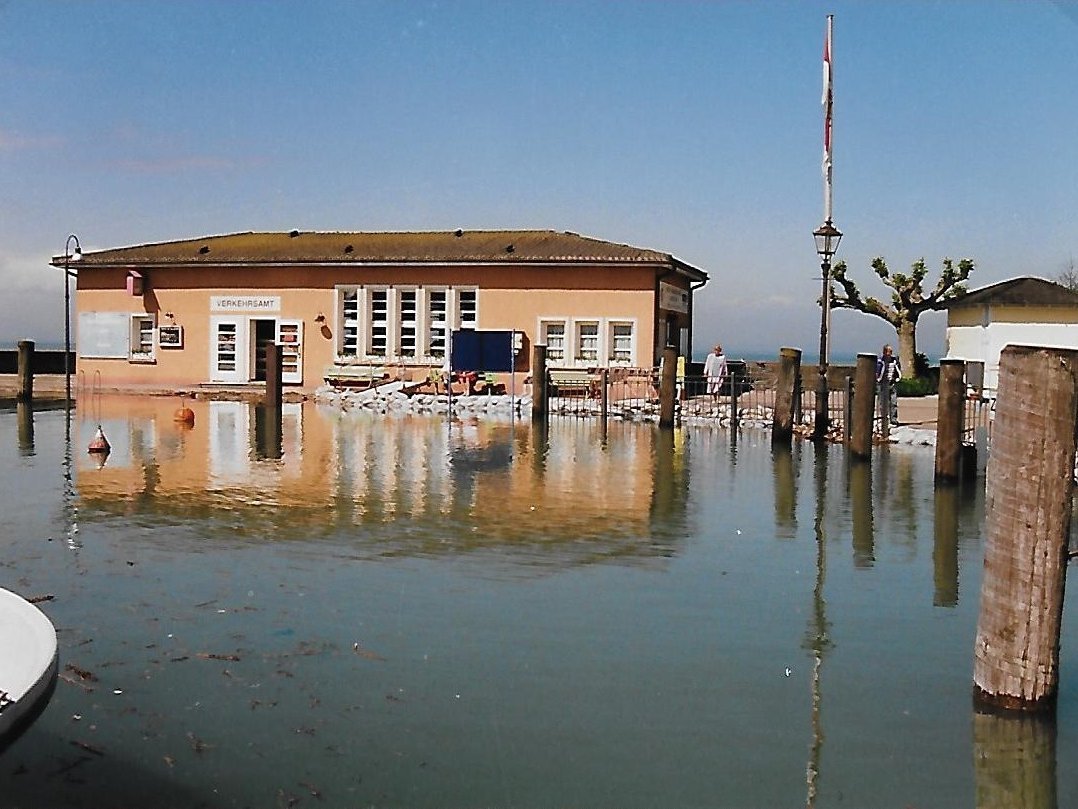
xmin=74 ymin=398 xmax=688 ymax=567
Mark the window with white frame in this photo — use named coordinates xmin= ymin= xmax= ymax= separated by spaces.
xmin=540 ymin=320 xmax=567 ymax=362
xmin=341 ymin=288 xmax=360 ymax=357
xmin=458 ymin=288 xmax=477 ymax=330
xmin=398 ymin=289 xmax=418 ymax=357
xmin=369 ymin=289 xmax=388 ymax=356
xmin=609 ymin=322 xmax=634 ymax=364
xmin=576 ymin=321 xmax=599 ymax=363
xmin=130 ymin=314 xmax=156 ymax=361
xmin=428 ymin=290 xmax=448 ymax=357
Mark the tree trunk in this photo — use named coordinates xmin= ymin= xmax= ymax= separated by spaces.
xmin=896 ymin=319 xmax=916 ymax=379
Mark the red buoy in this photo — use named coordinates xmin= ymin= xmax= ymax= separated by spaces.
xmin=174 ymin=406 xmax=195 ymax=426
xmin=88 ymin=426 xmax=111 ymax=454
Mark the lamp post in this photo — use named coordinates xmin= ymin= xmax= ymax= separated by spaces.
xmin=812 ymin=220 xmax=842 ymax=441
xmin=63 ymin=234 xmax=82 ymax=408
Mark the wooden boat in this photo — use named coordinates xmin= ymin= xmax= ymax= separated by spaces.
xmin=0 ymin=588 xmax=58 ymax=749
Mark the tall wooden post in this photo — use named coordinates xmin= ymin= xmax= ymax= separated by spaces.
xmin=531 ymin=345 xmax=548 ymax=422
xmin=849 ymin=353 xmax=876 ymax=459
xmin=17 ymin=339 xmax=34 ymax=402
xmin=973 ymin=345 xmax=1078 ymax=711
xmin=772 ymin=347 xmax=801 ymax=445
xmin=659 ymin=346 xmax=677 ymax=429
xmin=599 ymin=367 xmax=609 ymax=439
xmin=935 ymin=359 xmax=966 ymax=482
xmin=842 ymin=375 xmax=853 ymax=445
xmin=265 ymin=343 xmax=283 ymax=410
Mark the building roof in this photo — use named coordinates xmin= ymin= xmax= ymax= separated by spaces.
xmin=940 ymin=276 xmax=1078 ymax=308
xmin=52 ymin=230 xmax=708 ymax=282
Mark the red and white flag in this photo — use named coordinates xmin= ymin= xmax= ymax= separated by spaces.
xmin=822 ymin=15 xmax=833 ymax=181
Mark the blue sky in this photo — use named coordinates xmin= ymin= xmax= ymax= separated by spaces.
xmin=2 ymin=1 xmax=1076 ymax=360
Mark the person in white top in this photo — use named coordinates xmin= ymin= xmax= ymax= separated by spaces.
xmin=704 ymin=344 xmax=728 ymax=395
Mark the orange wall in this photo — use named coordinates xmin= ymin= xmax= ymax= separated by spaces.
xmin=75 ymin=263 xmax=689 ymax=391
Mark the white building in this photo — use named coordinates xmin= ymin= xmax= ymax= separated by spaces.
xmin=942 ymin=276 xmax=1078 ymax=396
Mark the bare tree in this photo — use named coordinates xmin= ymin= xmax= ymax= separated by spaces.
xmin=1055 ymin=257 xmax=1078 ymax=291
xmin=828 ymin=257 xmax=975 ymax=378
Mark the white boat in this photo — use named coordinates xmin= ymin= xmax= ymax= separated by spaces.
xmin=0 ymin=588 xmax=58 ymax=748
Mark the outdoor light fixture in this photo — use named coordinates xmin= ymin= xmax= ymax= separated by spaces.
xmin=63 ymin=234 xmax=82 ymax=408
xmin=812 ymin=219 xmax=842 ymax=441
xmin=314 ymin=312 xmax=326 ymax=323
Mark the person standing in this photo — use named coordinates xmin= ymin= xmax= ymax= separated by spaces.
xmin=704 ymin=344 xmax=728 ymax=395
xmin=876 ymin=344 xmax=902 ymax=425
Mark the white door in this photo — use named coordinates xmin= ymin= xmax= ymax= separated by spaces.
xmin=277 ymin=319 xmax=304 ymax=385
xmin=210 ymin=318 xmax=247 ymax=383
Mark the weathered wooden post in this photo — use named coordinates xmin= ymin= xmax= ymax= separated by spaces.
xmin=973 ymin=345 xmax=1078 ymax=711
xmin=842 ymin=375 xmax=853 ymax=445
xmin=849 ymin=353 xmax=876 ymax=459
xmin=772 ymin=347 xmax=801 ymax=445
xmin=599 ymin=367 xmax=609 ymax=439
xmin=531 ymin=344 xmax=548 ymax=422
xmin=935 ymin=359 xmax=966 ymax=482
xmin=265 ymin=342 xmax=283 ymax=410
xmin=658 ymin=346 xmax=677 ymax=429
xmin=17 ymin=339 xmax=34 ymax=402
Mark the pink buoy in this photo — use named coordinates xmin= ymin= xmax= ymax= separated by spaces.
xmin=88 ymin=425 xmax=111 ymax=454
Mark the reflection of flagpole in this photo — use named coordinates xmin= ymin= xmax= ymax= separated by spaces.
xmin=805 ymin=445 xmax=831 ymax=808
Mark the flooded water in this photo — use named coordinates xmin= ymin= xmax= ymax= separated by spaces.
xmin=1 ymin=396 xmax=1076 ymax=808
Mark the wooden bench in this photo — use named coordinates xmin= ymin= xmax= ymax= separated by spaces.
xmin=323 ymin=364 xmax=389 ymax=389
xmin=548 ymin=368 xmax=601 ymax=398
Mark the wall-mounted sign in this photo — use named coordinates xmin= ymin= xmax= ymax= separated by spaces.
xmin=210 ymin=295 xmax=281 ymax=312
xmin=159 ymin=325 xmax=184 ymax=348
xmin=659 ymin=281 xmax=689 ymax=314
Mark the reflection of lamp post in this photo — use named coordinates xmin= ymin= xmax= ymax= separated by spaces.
xmin=812 ymin=220 xmax=842 ymax=441
xmin=63 ymin=234 xmax=82 ymax=406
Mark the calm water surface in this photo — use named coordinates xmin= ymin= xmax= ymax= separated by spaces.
xmin=1 ymin=397 xmax=1075 ymax=808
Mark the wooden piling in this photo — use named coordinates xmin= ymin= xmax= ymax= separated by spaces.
xmin=849 ymin=353 xmax=876 ymax=459
xmin=17 ymin=340 xmax=34 ymax=401
xmin=531 ymin=345 xmax=548 ymax=422
xmin=265 ymin=343 xmax=283 ymax=409
xmin=772 ymin=347 xmax=801 ymax=445
xmin=599 ymin=367 xmax=609 ymax=437
xmin=935 ymin=359 xmax=966 ymax=482
xmin=658 ymin=346 xmax=678 ymax=429
xmin=973 ymin=345 xmax=1078 ymax=711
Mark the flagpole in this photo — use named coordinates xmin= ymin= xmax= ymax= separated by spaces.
xmin=812 ymin=13 xmax=841 ymax=442
xmin=822 ymin=13 xmax=834 ymax=365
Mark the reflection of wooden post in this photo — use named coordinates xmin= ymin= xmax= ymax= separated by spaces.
xmin=772 ymin=347 xmax=801 ymax=445
xmin=974 ymin=346 xmax=1078 ymax=711
xmin=772 ymin=445 xmax=797 ymax=539
xmin=17 ymin=400 xmax=34 ymax=456
xmin=973 ymin=708 xmax=1057 ymax=809
xmin=531 ymin=345 xmax=548 ymax=422
xmin=850 ymin=459 xmax=874 ymax=568
xmin=932 ymin=485 xmax=959 ymax=607
xmin=935 ymin=359 xmax=966 ymax=482
xmin=659 ymin=346 xmax=677 ymax=429
xmin=17 ymin=339 xmax=34 ymax=402
xmin=849 ymin=353 xmax=876 ymax=459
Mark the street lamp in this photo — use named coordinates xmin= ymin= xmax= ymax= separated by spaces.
xmin=63 ymin=234 xmax=82 ymax=407
xmin=812 ymin=219 xmax=842 ymax=441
